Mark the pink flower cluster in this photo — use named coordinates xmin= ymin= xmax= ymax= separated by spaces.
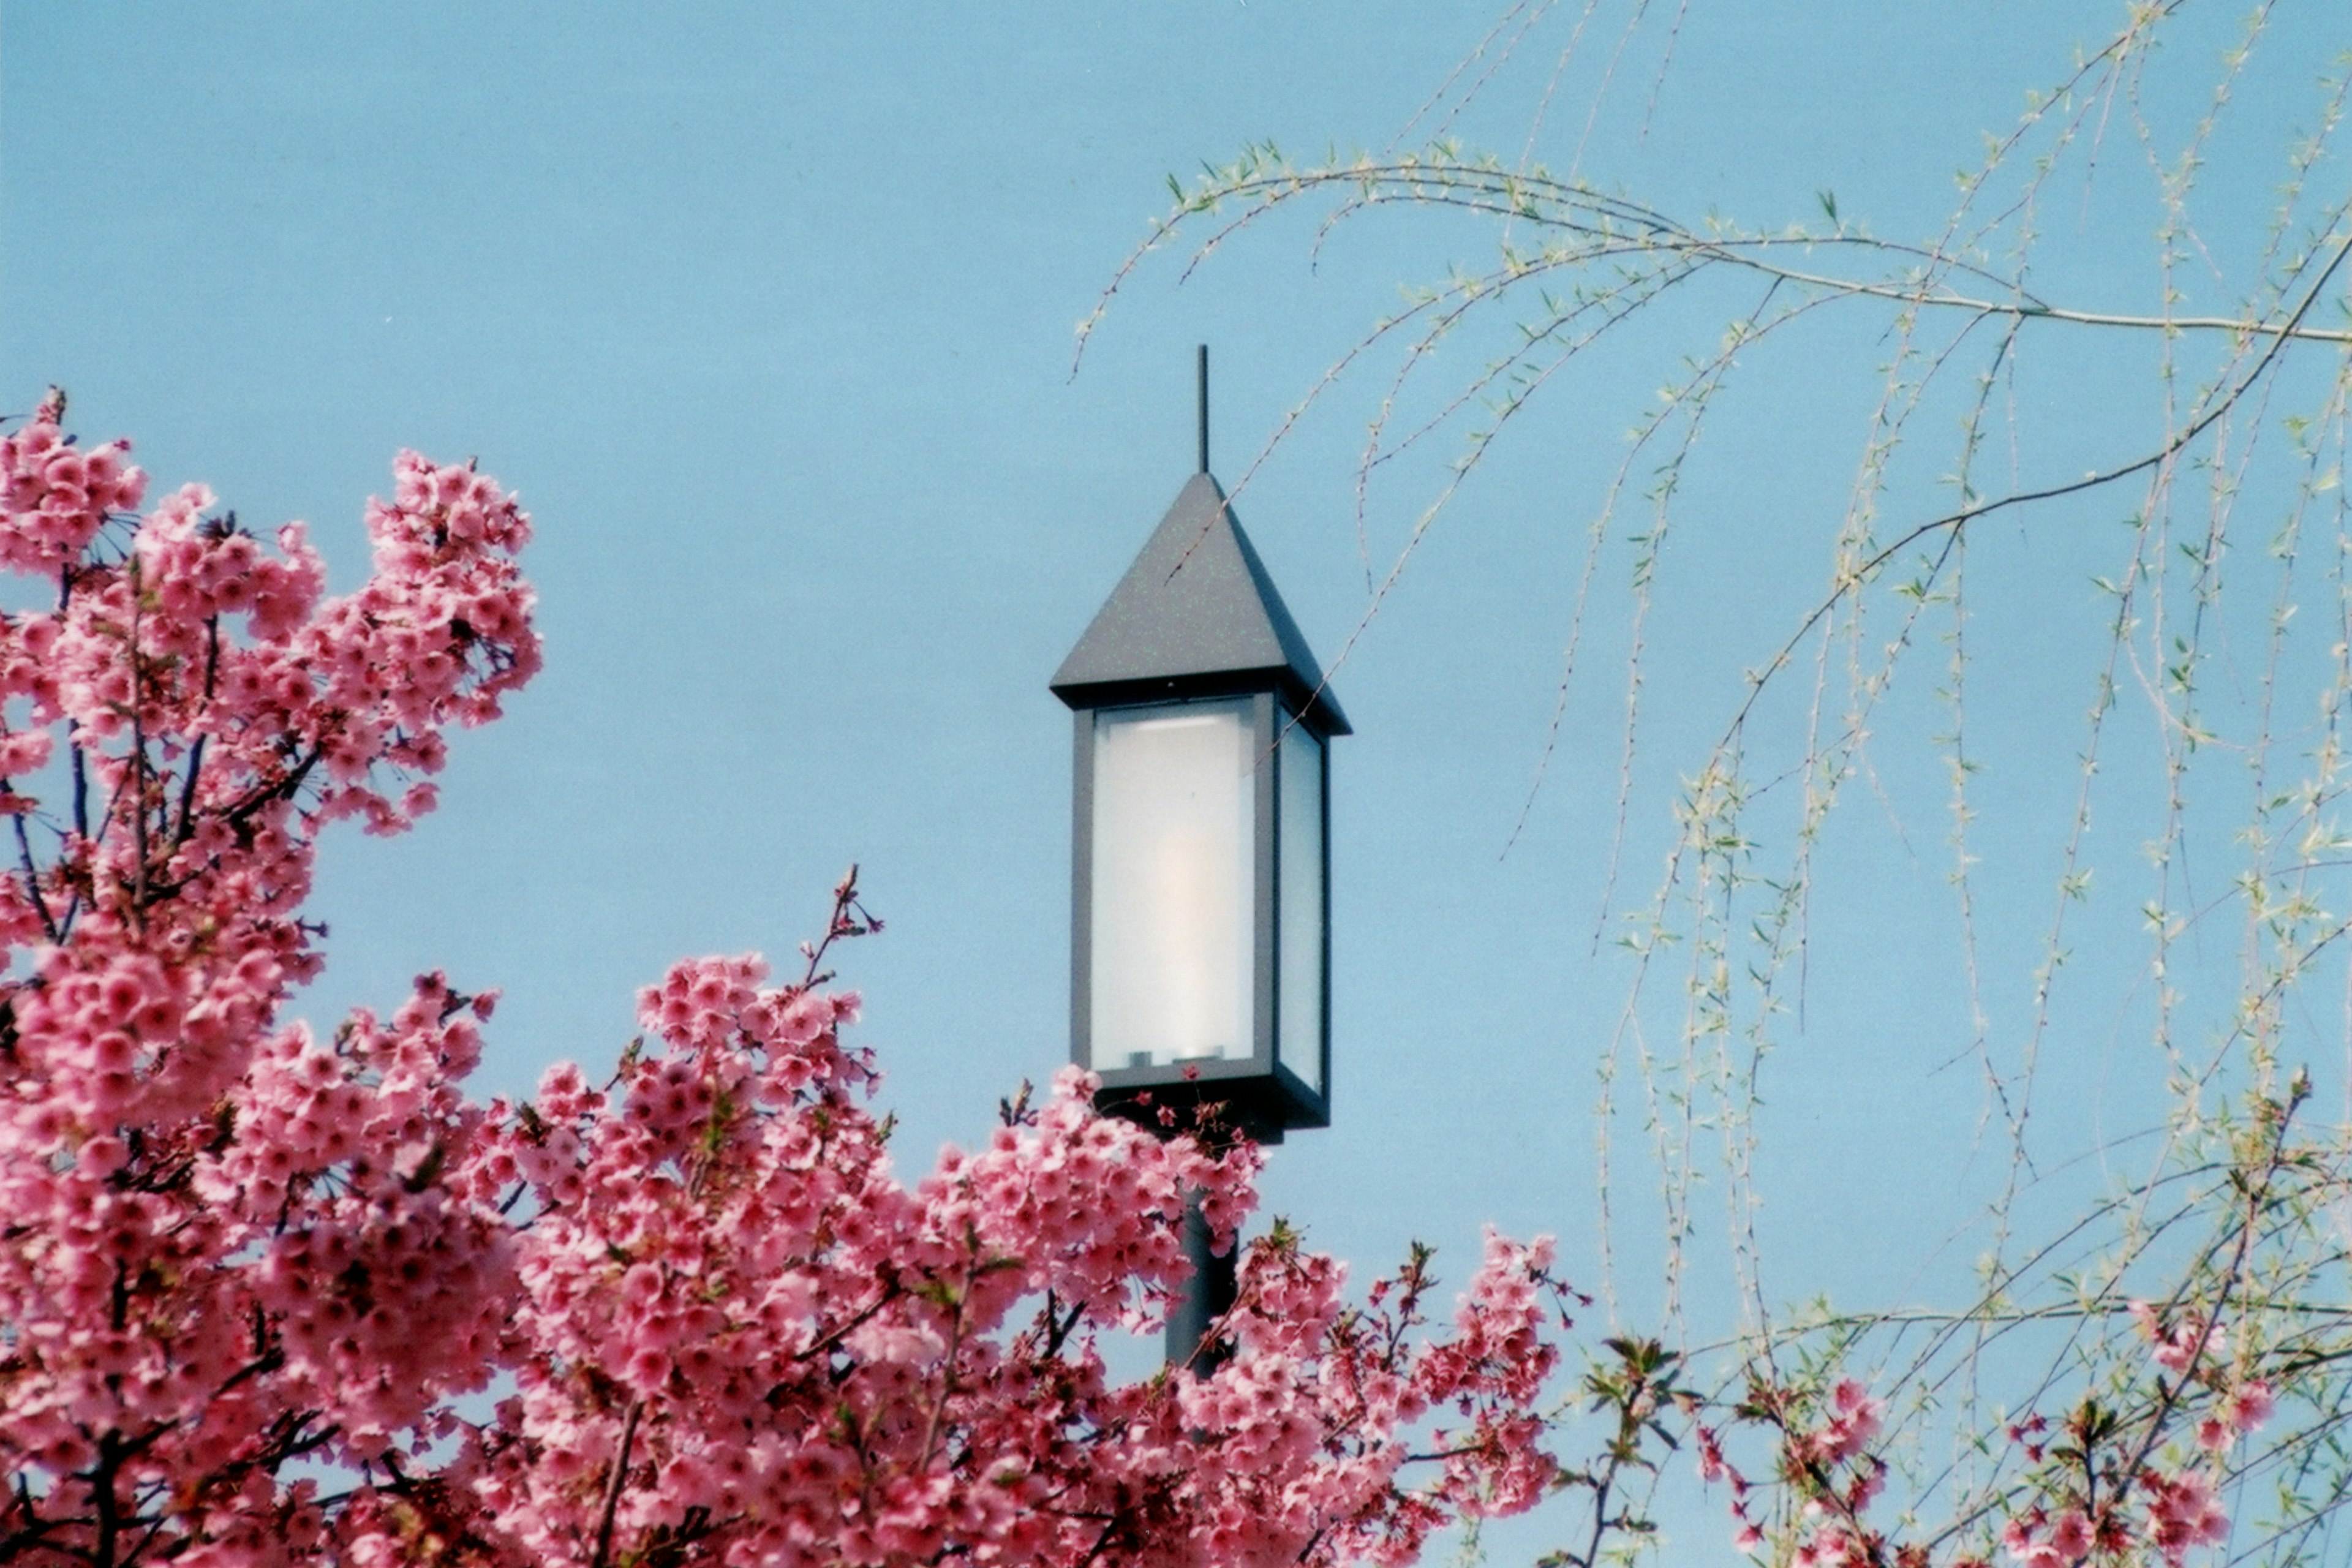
xmin=1793 ymin=1380 xmax=1885 ymax=1470
xmin=1691 ymin=1379 xmax=1888 ymax=1562
xmin=1702 ymin=1306 xmax=2283 ymax=1568
xmin=1994 ymin=1468 xmax=2229 ymax=1568
xmin=2128 ymin=1301 xmax=2224 ymax=1376
xmin=2002 ymin=1504 xmax=2109 ymax=1568
xmin=2139 ymin=1471 xmax=2230 ymax=1563
xmin=0 ymin=390 xmax=146 ymax=572
xmin=0 ymin=400 xmax=1572 ymax=1567
xmin=458 ymin=952 xmax=1574 ymax=1568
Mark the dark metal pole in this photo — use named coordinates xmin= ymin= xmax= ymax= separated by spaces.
xmin=1165 ymin=1188 xmax=1237 ymax=1370
xmin=1163 ymin=345 xmax=1245 ymax=1369
xmin=1196 ymin=343 xmax=1210 ymax=474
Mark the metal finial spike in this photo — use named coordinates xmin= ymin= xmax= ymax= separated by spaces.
xmin=1197 ymin=344 xmax=1210 ymax=474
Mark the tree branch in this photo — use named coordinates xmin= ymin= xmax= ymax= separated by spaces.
xmin=589 ymin=1398 xmax=643 ymax=1568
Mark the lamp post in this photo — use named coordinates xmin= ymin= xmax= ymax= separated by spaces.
xmin=1051 ymin=347 xmax=1347 ymax=1365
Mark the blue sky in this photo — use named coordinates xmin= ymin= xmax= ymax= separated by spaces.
xmin=7 ymin=3 xmax=2344 ymax=1556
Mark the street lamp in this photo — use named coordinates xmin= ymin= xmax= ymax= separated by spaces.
xmin=1051 ymin=348 xmax=1347 ymax=1362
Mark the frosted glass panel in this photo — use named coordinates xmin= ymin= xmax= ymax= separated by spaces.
xmin=1278 ymin=720 xmax=1324 ymax=1095
xmin=1090 ymin=701 xmax=1257 ymax=1069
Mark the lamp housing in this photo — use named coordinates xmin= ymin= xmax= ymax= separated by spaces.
xmin=1052 ymin=472 xmax=1346 ymax=1140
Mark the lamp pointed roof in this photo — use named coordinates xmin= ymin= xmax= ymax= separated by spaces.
xmin=1052 ymin=472 xmax=1349 ymax=734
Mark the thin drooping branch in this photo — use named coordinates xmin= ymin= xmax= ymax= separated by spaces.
xmin=1711 ymin=223 xmax=2352 ymax=758
xmin=1082 ymin=153 xmax=2352 ymax=383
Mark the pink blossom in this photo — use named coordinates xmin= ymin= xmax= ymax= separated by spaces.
xmin=2130 ymin=1299 xmax=2225 ymax=1375
xmin=1788 ymin=1377 xmax=1887 ymax=1470
xmin=1697 ymin=1425 xmax=1730 ymax=1483
xmin=2228 ymin=1377 xmax=2275 ymax=1434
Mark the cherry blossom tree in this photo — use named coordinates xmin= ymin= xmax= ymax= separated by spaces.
xmin=0 ymin=392 xmax=1574 ymax=1567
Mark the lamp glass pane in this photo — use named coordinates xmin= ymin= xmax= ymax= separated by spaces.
xmin=1090 ymin=700 xmax=1257 ymax=1070
xmin=1278 ymin=719 xmax=1325 ymax=1095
